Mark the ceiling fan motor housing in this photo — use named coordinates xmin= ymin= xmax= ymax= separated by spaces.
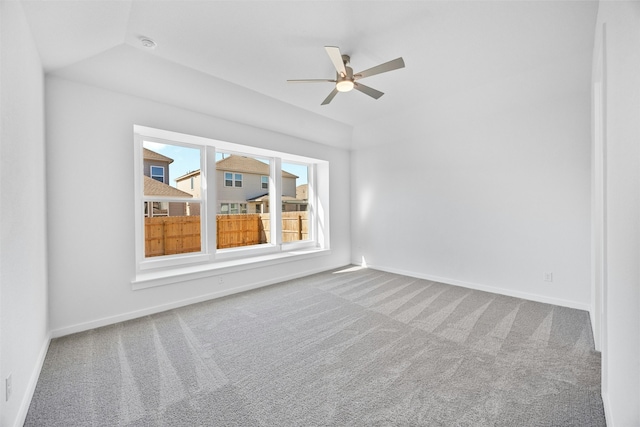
xmin=336 ymin=55 xmax=354 ymax=92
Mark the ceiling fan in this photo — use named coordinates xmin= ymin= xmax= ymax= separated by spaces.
xmin=288 ymin=46 xmax=405 ymax=105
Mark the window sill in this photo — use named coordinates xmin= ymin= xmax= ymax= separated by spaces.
xmin=132 ymin=247 xmax=330 ymax=290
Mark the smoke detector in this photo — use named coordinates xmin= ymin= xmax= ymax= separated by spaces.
xmin=140 ymin=37 xmax=157 ymax=49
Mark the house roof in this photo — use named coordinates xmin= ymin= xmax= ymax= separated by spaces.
xmin=217 ymin=155 xmax=297 ymax=178
xmin=175 ymin=155 xmax=298 ymax=181
xmin=143 ymin=176 xmax=192 ymax=198
xmin=143 ymin=148 xmax=174 ymax=164
xmin=247 ymin=194 xmax=305 ymax=203
xmin=174 ymin=170 xmax=200 ymax=181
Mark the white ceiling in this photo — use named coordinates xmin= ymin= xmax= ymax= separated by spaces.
xmin=21 ymin=0 xmax=598 ymax=129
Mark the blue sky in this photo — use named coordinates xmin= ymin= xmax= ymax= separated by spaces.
xmin=143 ymin=141 xmax=308 ymax=186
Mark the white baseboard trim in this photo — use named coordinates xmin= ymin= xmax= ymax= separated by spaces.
xmin=14 ymin=332 xmax=51 ymax=427
xmin=50 ymin=264 xmax=345 ymax=338
xmin=601 ymin=391 xmax=613 ymax=426
xmin=358 ymin=262 xmax=591 ymax=312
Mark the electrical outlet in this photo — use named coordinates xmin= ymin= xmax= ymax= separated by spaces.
xmin=543 ymin=272 xmax=553 ymax=282
xmin=6 ymin=374 xmax=12 ymax=402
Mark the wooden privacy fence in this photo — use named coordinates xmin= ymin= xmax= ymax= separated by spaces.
xmin=145 ymin=216 xmax=201 ymax=257
xmin=145 ymin=211 xmax=309 ymax=257
xmin=260 ymin=212 xmax=309 ymax=243
xmin=216 ymin=214 xmax=265 ymax=249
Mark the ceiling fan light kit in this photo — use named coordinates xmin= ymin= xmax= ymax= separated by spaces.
xmin=336 ymin=80 xmax=354 ymax=92
xmin=288 ymin=46 xmax=405 ymax=105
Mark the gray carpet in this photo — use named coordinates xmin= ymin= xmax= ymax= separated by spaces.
xmin=25 ymin=266 xmax=605 ymax=426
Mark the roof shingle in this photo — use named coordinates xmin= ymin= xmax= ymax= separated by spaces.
xmin=143 ymin=148 xmax=174 ymax=164
xmin=143 ymin=176 xmax=192 ymax=198
xmin=216 ymin=155 xmax=297 ymax=178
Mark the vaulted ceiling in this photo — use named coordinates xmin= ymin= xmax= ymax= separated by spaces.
xmin=21 ymin=1 xmax=598 ymax=130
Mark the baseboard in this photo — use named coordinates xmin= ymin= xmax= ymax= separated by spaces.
xmin=14 ymin=331 xmax=51 ymax=427
xmin=601 ymin=391 xmax=613 ymax=426
xmin=50 ymin=263 xmax=345 ymax=338
xmin=358 ymin=262 xmax=591 ymax=312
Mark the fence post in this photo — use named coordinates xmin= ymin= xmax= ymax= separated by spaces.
xmin=163 ymin=218 xmax=168 ymax=256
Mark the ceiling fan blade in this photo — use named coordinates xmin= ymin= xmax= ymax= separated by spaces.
xmin=287 ymin=79 xmax=336 ymax=83
xmin=354 ymin=82 xmax=384 ymax=99
xmin=321 ymin=88 xmax=339 ymax=105
xmin=355 ymin=57 xmax=405 ymax=79
xmin=325 ymin=46 xmax=347 ymax=77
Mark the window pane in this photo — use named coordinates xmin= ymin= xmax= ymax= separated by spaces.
xmin=143 ymin=142 xmax=200 ymax=197
xmin=224 ymin=172 xmax=233 ymax=187
xmin=144 ymin=202 xmax=201 ymax=257
xmin=216 ymin=151 xmax=270 ymax=250
xmin=142 ymin=141 xmax=202 ymax=258
xmin=281 ymin=162 xmax=309 ymax=243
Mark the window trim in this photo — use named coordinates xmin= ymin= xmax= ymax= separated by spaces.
xmin=150 ymin=165 xmax=165 ymax=183
xmin=223 ymin=172 xmax=243 ymax=188
xmin=133 ymin=125 xmax=330 ymax=285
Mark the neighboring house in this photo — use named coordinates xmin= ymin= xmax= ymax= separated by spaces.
xmin=143 ymin=148 xmax=192 ymax=217
xmin=296 ymin=184 xmax=308 ymax=201
xmin=175 ymin=155 xmax=306 ymax=214
xmin=174 ymin=170 xmax=201 ymax=216
xmin=143 ymin=148 xmax=173 ymax=184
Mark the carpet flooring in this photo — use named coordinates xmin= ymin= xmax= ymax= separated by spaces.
xmin=25 ymin=266 xmax=605 ymax=426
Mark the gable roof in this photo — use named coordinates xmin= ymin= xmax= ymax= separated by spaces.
xmin=216 ymin=155 xmax=297 ymax=178
xmin=175 ymin=155 xmax=298 ymax=182
xmin=143 ymin=148 xmax=174 ymax=164
xmin=174 ymin=170 xmax=200 ymax=181
xmin=143 ymin=176 xmax=192 ymax=198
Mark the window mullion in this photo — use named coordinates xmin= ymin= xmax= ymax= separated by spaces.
xmin=308 ymin=163 xmax=316 ymax=244
xmin=271 ymin=158 xmax=282 ymax=246
xmin=205 ymin=146 xmax=217 ymax=256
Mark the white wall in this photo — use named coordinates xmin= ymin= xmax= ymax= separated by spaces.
xmin=0 ymin=2 xmax=50 ymax=426
xmin=45 ymin=76 xmax=351 ymax=334
xmin=351 ymin=52 xmax=593 ymax=310
xmin=593 ymin=2 xmax=640 ymax=425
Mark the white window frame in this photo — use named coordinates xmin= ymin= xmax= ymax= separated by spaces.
xmin=150 ymin=165 xmax=165 ymax=183
xmin=135 ymin=135 xmax=211 ymax=271
xmin=261 ymin=175 xmax=269 ymax=190
xmin=223 ymin=172 xmax=243 ymax=188
xmin=133 ymin=125 xmax=330 ymax=288
xmin=280 ymin=161 xmax=315 ymax=248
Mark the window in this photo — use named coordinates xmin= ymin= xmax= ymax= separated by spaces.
xmin=139 ymin=140 xmax=203 ymax=260
xmin=150 ymin=166 xmax=165 ymax=183
xmin=134 ymin=125 xmax=329 ymax=283
xmin=224 ymin=172 xmax=242 ymax=187
xmin=219 ymin=203 xmax=247 ymax=215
